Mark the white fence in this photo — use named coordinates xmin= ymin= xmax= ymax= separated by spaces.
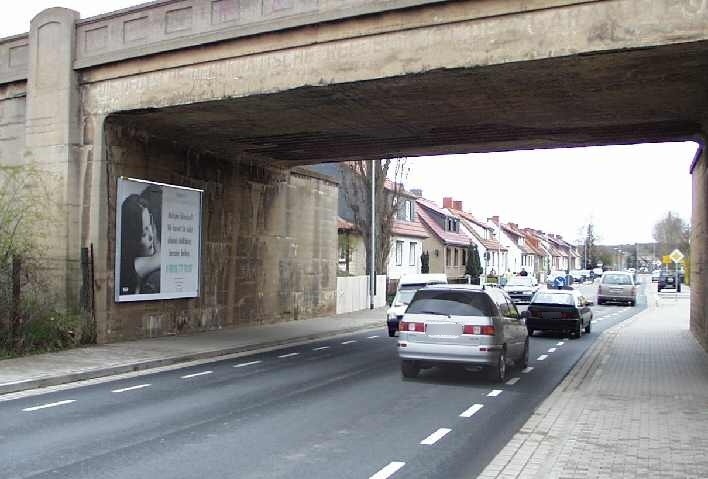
xmin=336 ymin=275 xmax=387 ymax=314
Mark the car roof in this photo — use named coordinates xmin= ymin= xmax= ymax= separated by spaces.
xmin=602 ymin=270 xmax=632 ymax=275
xmin=423 ymin=283 xmax=487 ymax=291
xmin=535 ymin=289 xmax=580 ymax=296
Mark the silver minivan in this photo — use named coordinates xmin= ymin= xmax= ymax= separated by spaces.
xmin=597 ymin=271 xmax=638 ymax=306
xmin=398 ymin=284 xmax=529 ymax=382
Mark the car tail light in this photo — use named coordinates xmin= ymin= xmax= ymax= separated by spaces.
xmin=463 ymin=325 xmax=496 ymax=335
xmin=399 ymin=321 xmax=425 ymax=333
xmin=560 ymin=311 xmax=578 ymax=319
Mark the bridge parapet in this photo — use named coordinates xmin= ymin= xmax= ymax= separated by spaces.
xmin=0 ymin=33 xmax=29 ymax=84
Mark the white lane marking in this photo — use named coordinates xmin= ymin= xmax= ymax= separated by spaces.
xmin=22 ymin=399 xmax=75 ymax=412
xmin=420 ymin=428 xmax=452 ymax=445
xmin=367 ymin=335 xmax=380 ymax=339
xmin=312 ymin=346 xmax=330 ymax=351
xmin=112 ymin=384 xmax=151 ymax=393
xmin=563 ymin=338 xmax=569 ymax=341
xmin=537 ymin=355 xmax=548 ymax=361
xmin=521 ymin=366 xmax=534 ymax=373
xmin=278 ymin=352 xmax=300 ymax=359
xmin=460 ymin=403 xmax=484 ymax=418
xmin=181 ymin=371 xmax=213 ymax=379
xmin=341 ymin=340 xmax=357 ymax=345
xmin=506 ymin=377 xmax=520 ymax=385
xmin=556 ymin=342 xmax=565 ymax=346
xmin=369 ymin=461 xmax=406 ymax=479
xmin=233 ymin=361 xmax=262 ymax=368
xmin=487 ymin=389 xmax=503 ymax=397
xmin=548 ymin=348 xmax=557 ymax=353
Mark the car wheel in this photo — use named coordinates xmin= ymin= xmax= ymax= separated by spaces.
xmin=527 ymin=327 xmax=535 ymax=337
xmin=597 ymin=298 xmax=604 ymax=305
xmin=489 ymin=348 xmax=507 ymax=383
xmin=677 ymin=285 xmax=682 ymax=293
xmin=401 ymin=360 xmax=420 ymax=379
xmin=629 ymin=300 xmax=636 ymax=307
xmin=520 ymin=339 xmax=529 ymax=369
xmin=572 ymin=321 xmax=582 ymax=339
xmin=584 ymin=320 xmax=592 ymax=334
xmin=657 ymin=287 xmax=662 ymax=292
xmin=388 ymin=327 xmax=397 ymax=337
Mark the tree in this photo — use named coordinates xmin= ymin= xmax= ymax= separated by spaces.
xmin=577 ymin=222 xmax=600 ymax=269
xmin=653 ymin=211 xmax=690 ymax=257
xmin=339 ymin=159 xmax=408 ymax=275
xmin=465 ymin=244 xmax=483 ymax=283
xmin=421 ymin=251 xmax=430 ymax=274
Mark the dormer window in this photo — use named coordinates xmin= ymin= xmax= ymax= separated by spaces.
xmin=446 ymin=218 xmax=458 ymax=232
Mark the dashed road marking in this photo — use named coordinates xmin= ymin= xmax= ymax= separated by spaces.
xmin=506 ymin=377 xmax=520 ymax=385
xmin=278 ymin=353 xmax=300 ymax=359
xmin=537 ymin=355 xmax=548 ymax=361
xmin=369 ymin=461 xmax=405 ymax=479
xmin=367 ymin=335 xmax=380 ymax=339
xmin=22 ymin=399 xmax=75 ymax=412
xmin=487 ymin=389 xmax=503 ymax=397
xmin=112 ymin=384 xmax=150 ymax=393
xmin=420 ymin=428 xmax=452 ymax=445
xmin=341 ymin=340 xmax=357 ymax=345
xmin=181 ymin=371 xmax=213 ymax=379
xmin=556 ymin=342 xmax=564 ymax=346
xmin=233 ymin=361 xmax=262 ymax=368
xmin=459 ymin=403 xmax=484 ymax=418
xmin=312 ymin=346 xmax=330 ymax=351
xmin=521 ymin=366 xmax=534 ymax=373
xmin=547 ymin=348 xmax=557 ymax=353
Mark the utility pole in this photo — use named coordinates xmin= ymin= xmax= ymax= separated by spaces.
xmin=369 ymin=159 xmax=376 ymax=310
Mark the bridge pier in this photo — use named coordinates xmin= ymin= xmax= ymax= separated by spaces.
xmin=691 ymin=140 xmax=707 ymax=350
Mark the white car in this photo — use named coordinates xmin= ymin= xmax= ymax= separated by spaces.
xmin=503 ymin=276 xmax=540 ymax=303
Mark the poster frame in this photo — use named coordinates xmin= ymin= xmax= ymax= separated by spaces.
xmin=114 ymin=177 xmax=203 ymax=303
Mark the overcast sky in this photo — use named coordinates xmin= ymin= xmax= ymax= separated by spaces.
xmin=3 ymin=2 xmax=699 ymax=246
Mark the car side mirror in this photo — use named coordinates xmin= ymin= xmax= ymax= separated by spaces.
xmin=520 ymin=310 xmax=528 ymax=319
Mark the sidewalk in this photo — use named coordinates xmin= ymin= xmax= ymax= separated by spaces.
xmin=0 ymin=307 xmax=386 ymax=396
xmin=477 ymin=295 xmax=708 ymax=478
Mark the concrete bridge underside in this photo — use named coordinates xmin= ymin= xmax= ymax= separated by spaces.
xmin=1 ymin=0 xmax=707 ymax=345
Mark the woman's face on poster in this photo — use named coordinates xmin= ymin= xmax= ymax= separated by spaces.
xmin=139 ymin=206 xmax=155 ymax=257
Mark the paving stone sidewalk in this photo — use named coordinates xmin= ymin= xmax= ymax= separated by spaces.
xmin=477 ymin=296 xmax=708 ymax=479
xmin=0 ymin=307 xmax=386 ymax=395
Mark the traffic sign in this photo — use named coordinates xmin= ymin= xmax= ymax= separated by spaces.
xmin=662 ymin=255 xmax=671 ymax=265
xmin=669 ymin=249 xmax=684 ymax=264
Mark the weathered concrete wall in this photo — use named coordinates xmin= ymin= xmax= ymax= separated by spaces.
xmin=0 ymin=82 xmax=25 ymax=166
xmin=691 ymin=142 xmax=707 ymax=351
xmin=98 ymin=121 xmax=336 ymax=342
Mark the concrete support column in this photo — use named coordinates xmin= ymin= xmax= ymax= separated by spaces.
xmin=690 ymin=140 xmax=707 ymax=351
xmin=24 ymin=8 xmax=81 ymax=309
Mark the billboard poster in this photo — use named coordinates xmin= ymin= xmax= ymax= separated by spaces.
xmin=115 ymin=178 xmax=203 ymax=302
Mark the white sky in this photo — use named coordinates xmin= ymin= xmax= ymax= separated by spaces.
xmin=3 ymin=3 xmax=699 ymax=246
xmin=403 ymin=142 xmax=697 ymax=245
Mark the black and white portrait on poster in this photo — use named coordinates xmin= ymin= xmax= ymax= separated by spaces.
xmin=115 ymin=178 xmax=202 ymax=302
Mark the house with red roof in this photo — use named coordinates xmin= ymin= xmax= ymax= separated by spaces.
xmin=416 ymin=197 xmax=470 ymax=280
xmin=387 ymin=189 xmax=430 ymax=280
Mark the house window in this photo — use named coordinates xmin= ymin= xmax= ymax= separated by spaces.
xmin=395 ymin=241 xmax=403 ymax=266
xmin=446 ymin=247 xmax=451 ymax=266
xmin=454 ymin=248 xmax=459 ymax=266
xmin=405 ymin=200 xmax=412 ymax=221
xmin=409 ymin=242 xmax=416 ymax=266
xmin=462 ymin=249 xmax=467 ymax=266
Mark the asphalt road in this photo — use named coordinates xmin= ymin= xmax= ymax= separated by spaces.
xmin=2 ymin=280 xmax=648 ymax=479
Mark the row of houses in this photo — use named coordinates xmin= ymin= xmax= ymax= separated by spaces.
xmin=335 ymin=182 xmax=581 ymax=283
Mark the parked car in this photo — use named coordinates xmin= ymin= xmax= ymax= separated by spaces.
xmin=523 ymin=289 xmax=593 ymax=338
xmin=546 ymin=270 xmax=568 ymax=288
xmin=503 ymin=276 xmax=540 ymax=304
xmin=386 ymin=274 xmax=447 ymax=336
xmin=657 ymin=270 xmax=681 ymax=292
xmin=397 ymin=284 xmax=529 ymax=382
xmin=597 ymin=271 xmax=638 ymax=306
xmin=651 ymin=269 xmax=661 ymax=282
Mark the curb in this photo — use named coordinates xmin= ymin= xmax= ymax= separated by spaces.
xmin=0 ymin=321 xmax=382 ymax=396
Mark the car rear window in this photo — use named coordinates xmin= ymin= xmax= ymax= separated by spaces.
xmin=407 ymin=290 xmax=495 ymax=316
xmin=602 ymin=274 xmax=633 ymax=285
xmin=531 ymin=292 xmax=574 ymax=305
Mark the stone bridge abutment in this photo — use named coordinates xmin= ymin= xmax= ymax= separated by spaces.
xmin=1 ymin=0 xmax=707 ymax=345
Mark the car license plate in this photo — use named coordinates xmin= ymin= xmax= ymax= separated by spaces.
xmin=542 ymin=312 xmax=562 ymax=319
xmin=426 ymin=323 xmax=462 ymax=336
